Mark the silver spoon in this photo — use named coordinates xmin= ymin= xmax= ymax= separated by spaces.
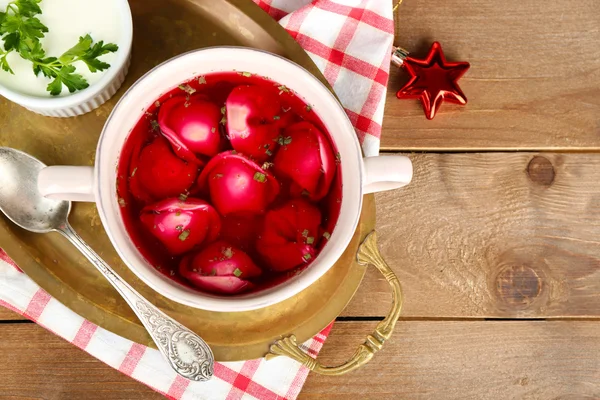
xmin=0 ymin=147 xmax=214 ymax=381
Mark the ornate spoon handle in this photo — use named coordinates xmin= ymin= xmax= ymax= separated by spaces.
xmin=57 ymin=222 xmax=214 ymax=381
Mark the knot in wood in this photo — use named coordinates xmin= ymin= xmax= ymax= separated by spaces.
xmin=527 ymin=156 xmax=555 ymax=186
xmin=495 ymin=265 xmax=542 ymax=308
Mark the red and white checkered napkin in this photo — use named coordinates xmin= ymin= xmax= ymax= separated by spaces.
xmin=0 ymin=1 xmax=393 ymax=398
xmin=258 ymin=0 xmax=394 ymax=157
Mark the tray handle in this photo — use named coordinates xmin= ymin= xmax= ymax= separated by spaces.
xmin=265 ymin=231 xmax=403 ymax=375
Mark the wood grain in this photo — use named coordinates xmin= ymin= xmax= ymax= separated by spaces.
xmin=0 ymin=324 xmax=162 ymax=399
xmin=341 ymin=153 xmax=600 ymax=318
xmin=383 ymin=0 xmax=600 ymax=151
xmin=301 ymin=320 xmax=600 ymax=399
xmin=3 ymin=321 xmax=600 ymax=400
xmin=0 ymin=307 xmax=26 ymax=321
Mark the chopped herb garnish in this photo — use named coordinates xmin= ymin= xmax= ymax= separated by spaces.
xmin=282 ymin=106 xmax=291 ymax=113
xmin=335 ymin=152 xmax=341 ymax=164
xmin=175 ymin=225 xmax=184 ymax=231
xmin=220 ymin=106 xmax=226 ymax=114
xmin=262 ymin=162 xmax=274 ymax=170
xmin=277 ymin=136 xmax=292 ymax=146
xmin=223 ymin=247 xmax=233 ymax=259
xmin=278 ymin=85 xmax=290 ymax=94
xmin=178 ymin=193 xmax=188 ymax=201
xmin=301 ymin=229 xmax=309 ymax=238
xmin=169 ymin=270 xmax=175 ymax=276
xmin=154 ymin=100 xmax=160 ymax=108
xmin=253 ymin=172 xmax=267 ymax=183
xmin=239 ymin=71 xmax=252 ymax=77
xmin=156 ymin=265 xmax=163 ymax=271
xmin=323 ymin=232 xmax=331 ymax=240
xmin=231 ymin=150 xmax=237 ymax=154
xmin=303 ymin=253 xmax=312 ymax=261
xmin=214 ymin=173 xmax=224 ymax=179
xmin=220 ymin=116 xmax=227 ymax=125
xmin=184 ymin=100 xmax=191 ymax=108
xmin=118 ymin=197 xmax=126 ymax=207
xmin=198 ymin=76 xmax=206 ymax=84
xmin=178 ymin=229 xmax=190 ymax=241
xmin=211 ymin=127 xmax=216 ymax=133
xmin=178 ymin=84 xmax=196 ymax=95
xmin=306 ymin=237 xmax=315 ymax=244
xmin=210 ymin=268 xmax=217 ymax=276
xmin=273 ymin=115 xmax=280 ymax=120
xmin=306 ymin=105 xmax=312 ymax=112
xmin=131 ymin=167 xmax=137 ymax=177
xmin=233 ymin=268 xmax=243 ymax=277
xmin=301 ymin=189 xmax=310 ymax=197
xmin=265 ymin=149 xmax=273 ymax=156
xmin=150 ymin=120 xmax=160 ymax=132
xmin=175 ymin=210 xmax=181 ymax=216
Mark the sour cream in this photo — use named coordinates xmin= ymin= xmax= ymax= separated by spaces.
xmin=0 ymin=0 xmax=123 ymax=97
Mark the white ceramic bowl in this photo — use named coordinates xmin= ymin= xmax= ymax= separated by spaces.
xmin=37 ymin=47 xmax=413 ymax=311
xmin=0 ymin=0 xmax=133 ymax=117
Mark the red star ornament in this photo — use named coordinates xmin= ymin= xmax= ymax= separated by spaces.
xmin=395 ymin=42 xmax=470 ymax=120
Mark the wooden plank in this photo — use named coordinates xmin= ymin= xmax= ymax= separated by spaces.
xmin=383 ymin=0 xmax=600 ymax=151
xmin=301 ymin=320 xmax=600 ymax=399
xmin=341 ymin=153 xmax=600 ymax=318
xmin=4 ymin=321 xmax=600 ymax=399
xmin=0 ymin=307 xmax=27 ymax=320
xmin=0 ymin=324 xmax=162 ymax=399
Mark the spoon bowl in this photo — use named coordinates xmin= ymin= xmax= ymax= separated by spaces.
xmin=0 ymin=148 xmax=70 ymax=233
xmin=0 ymin=147 xmax=214 ymax=381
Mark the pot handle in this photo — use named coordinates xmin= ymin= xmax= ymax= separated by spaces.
xmin=38 ymin=166 xmax=96 ymax=202
xmin=363 ymin=155 xmax=413 ymax=194
xmin=265 ymin=231 xmax=403 ymax=375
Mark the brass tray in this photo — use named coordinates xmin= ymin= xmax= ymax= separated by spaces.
xmin=0 ymin=0 xmax=379 ymax=362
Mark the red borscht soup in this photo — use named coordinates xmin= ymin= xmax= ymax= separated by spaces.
xmin=117 ymin=72 xmax=342 ymax=295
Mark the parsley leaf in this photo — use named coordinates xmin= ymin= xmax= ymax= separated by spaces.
xmin=277 ymin=136 xmax=292 ymax=145
xmin=1 ymin=13 xmax=47 ymax=52
xmin=178 ymin=229 xmax=190 ymax=241
xmin=177 ymin=83 xmax=196 ymax=95
xmin=14 ymin=0 xmax=43 ymax=18
xmin=0 ymin=49 xmax=12 ymax=73
xmin=59 ymin=34 xmax=118 ymax=73
xmin=253 ymin=172 xmax=267 ymax=183
xmin=47 ymin=65 xmax=88 ymax=95
xmin=2 ymin=32 xmax=18 ymax=52
xmin=222 ymin=247 xmax=233 ymax=259
xmin=59 ymin=34 xmax=93 ymax=63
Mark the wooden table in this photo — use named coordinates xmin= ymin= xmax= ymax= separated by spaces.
xmin=2 ymin=0 xmax=600 ymax=398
